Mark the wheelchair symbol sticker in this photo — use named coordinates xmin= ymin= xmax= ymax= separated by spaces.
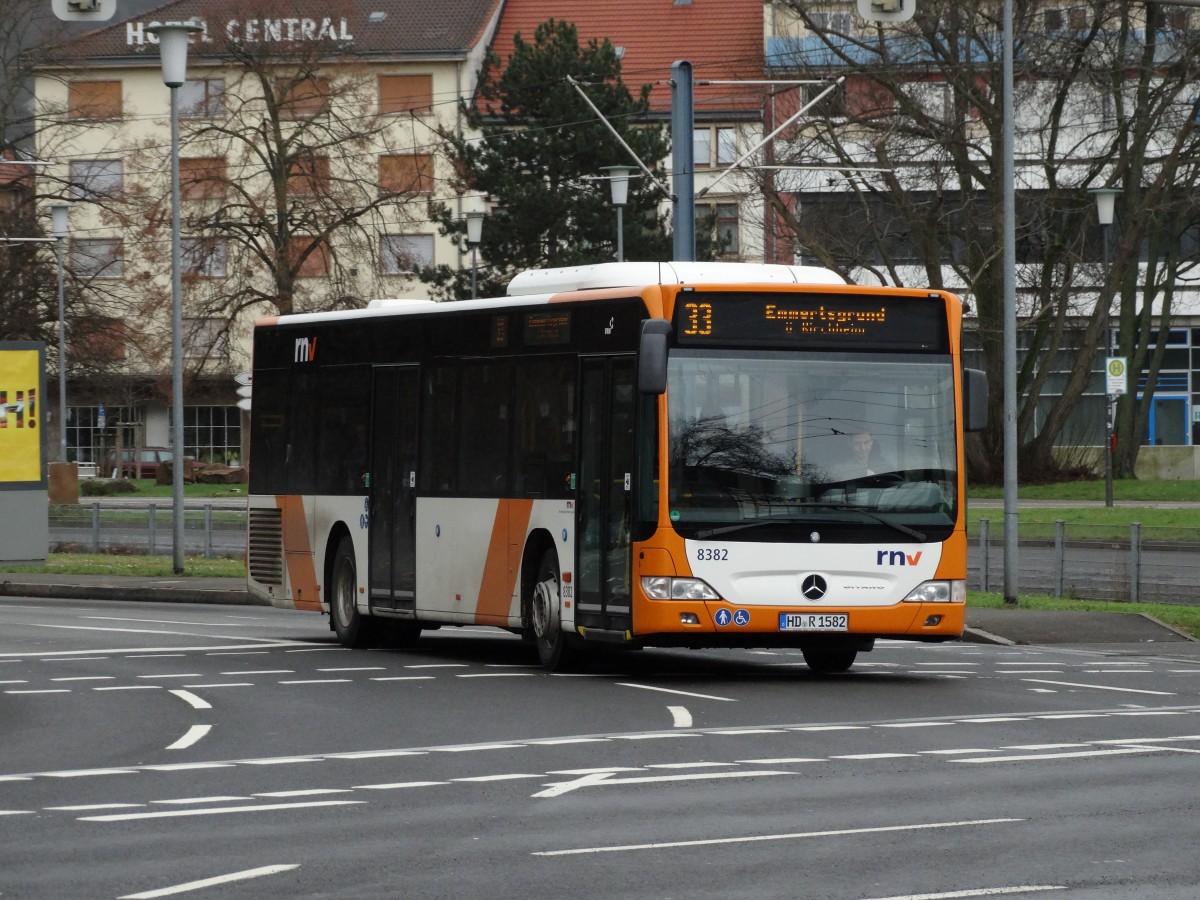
xmin=715 ymin=608 xmax=750 ymax=627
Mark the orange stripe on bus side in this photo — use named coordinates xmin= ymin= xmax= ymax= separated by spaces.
xmin=475 ymin=499 xmax=534 ymax=625
xmin=277 ymin=495 xmax=322 ymax=611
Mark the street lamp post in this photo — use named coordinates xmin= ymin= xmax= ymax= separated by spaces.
xmin=465 ymin=211 xmax=484 ymax=299
xmin=1091 ymin=186 xmax=1120 ymax=508
xmin=602 ymin=165 xmax=631 ymax=262
xmin=148 ymin=21 xmax=202 ymax=575
xmin=50 ymin=204 xmax=69 ymax=463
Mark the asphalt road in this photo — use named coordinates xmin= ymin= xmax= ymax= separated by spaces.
xmin=3 ymin=595 xmax=1200 ymax=899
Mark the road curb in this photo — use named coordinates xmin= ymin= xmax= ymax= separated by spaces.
xmin=962 ymin=626 xmax=1014 ymax=646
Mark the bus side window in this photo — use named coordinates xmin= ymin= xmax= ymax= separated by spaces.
xmin=514 ymin=357 xmax=576 ymax=498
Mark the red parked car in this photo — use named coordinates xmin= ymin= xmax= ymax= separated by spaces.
xmin=104 ymin=447 xmax=183 ymax=479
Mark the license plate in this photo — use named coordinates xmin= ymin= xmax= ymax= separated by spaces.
xmin=779 ymin=613 xmax=848 ymax=632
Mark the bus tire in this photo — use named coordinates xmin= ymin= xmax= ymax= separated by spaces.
xmin=802 ymin=646 xmax=857 ymax=674
xmin=530 ymin=550 xmax=582 ymax=671
xmin=331 ymin=536 xmax=370 ymax=649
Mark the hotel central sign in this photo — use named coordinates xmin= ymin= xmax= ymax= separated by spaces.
xmin=125 ymin=17 xmax=354 ymax=47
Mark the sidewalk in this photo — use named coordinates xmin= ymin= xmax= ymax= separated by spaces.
xmin=2 ymin=574 xmax=1196 ymax=649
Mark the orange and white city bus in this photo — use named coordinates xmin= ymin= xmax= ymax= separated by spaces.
xmin=246 ymin=262 xmax=987 ymax=672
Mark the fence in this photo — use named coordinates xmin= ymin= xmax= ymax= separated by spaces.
xmin=49 ymin=504 xmax=1200 ymax=605
xmin=971 ymin=517 xmax=1200 ymax=605
xmin=49 ymin=503 xmax=246 ymax=560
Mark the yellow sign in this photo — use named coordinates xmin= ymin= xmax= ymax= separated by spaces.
xmin=0 ymin=347 xmax=44 ymax=484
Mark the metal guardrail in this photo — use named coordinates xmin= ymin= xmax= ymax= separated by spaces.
xmin=971 ymin=517 xmax=1200 ymax=605
xmin=49 ymin=503 xmax=246 ymax=559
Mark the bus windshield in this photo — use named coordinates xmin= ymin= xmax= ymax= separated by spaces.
xmin=666 ymin=349 xmax=957 ymax=542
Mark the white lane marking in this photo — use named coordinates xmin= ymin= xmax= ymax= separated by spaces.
xmin=669 ymin=706 xmax=692 ymax=728
xmin=254 ymin=789 xmax=354 ymax=798
xmin=181 ymin=683 xmax=252 ymax=689
xmin=23 ymin=623 xmax=304 ymax=645
xmin=221 ymin=670 xmax=293 ymax=675
xmin=832 ymin=753 xmax=918 ymax=760
xmin=166 ymin=725 xmax=212 ymax=751
xmin=318 ymin=667 xmax=385 ymax=673
xmin=859 ymin=886 xmax=1066 ymax=899
xmin=241 ymin=757 xmax=319 ymax=766
xmin=0 ymin=680 xmax=28 ymax=685
xmin=5 ymin=689 xmax=70 ymax=694
xmin=82 ymin=800 xmax=361 ymax=822
xmin=142 ymin=763 xmax=235 ymax=772
xmin=437 ymin=743 xmax=521 ymax=753
xmin=452 ymin=774 xmax=543 ymax=782
xmin=707 ymin=729 xmax=784 ymax=736
xmin=1022 ymin=678 xmax=1174 ymax=696
xmin=879 ymin=722 xmax=952 ymax=729
xmin=86 ymin=616 xmax=245 ymax=627
xmin=955 ymin=747 xmax=1163 ymax=764
xmin=532 ymin=817 xmax=1024 ymax=855
xmin=405 ymin=663 xmax=467 ymax=669
xmin=137 ymin=674 xmax=202 ymax=680
xmin=793 ymin=725 xmax=869 ymax=731
xmin=370 ymin=676 xmax=436 ymax=682
xmin=616 ymin=682 xmax=736 ymax=702
xmin=44 ymin=769 xmax=137 ymax=778
xmin=5 ymin=642 xmax=306 ymax=658
xmin=94 ymin=685 xmax=161 ymax=691
xmin=0 ymin=810 xmax=34 ymax=816
xmin=533 ymin=769 xmax=793 ymax=799
xmin=152 ymin=797 xmax=250 ymax=805
xmin=46 ymin=803 xmax=144 ymax=811
xmin=128 ymin=654 xmax=187 ymax=659
xmin=526 ymin=738 xmax=611 ymax=745
xmin=645 ymin=762 xmax=735 ymax=770
xmin=737 ymin=757 xmax=825 ymax=764
xmin=51 ymin=676 xmax=113 ymax=682
xmin=353 ymin=781 xmax=447 ymax=790
xmin=326 ymin=750 xmax=427 ymax=760
xmin=278 ymin=679 xmax=352 ymax=685
xmin=169 ymin=689 xmax=211 ymax=711
xmin=456 ymin=673 xmax=536 ymax=678
xmin=118 ymin=864 xmax=300 ymax=899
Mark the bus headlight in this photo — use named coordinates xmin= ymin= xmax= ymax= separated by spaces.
xmin=641 ymin=576 xmax=721 ymax=601
xmin=902 ymin=580 xmax=965 ymax=603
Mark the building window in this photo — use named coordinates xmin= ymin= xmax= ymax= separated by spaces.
xmin=697 ymin=202 xmax=740 ymax=256
xmin=694 ymin=127 xmax=737 ymax=168
xmin=180 ymin=157 xmax=227 ymax=200
xmin=290 ymin=237 xmax=330 ymax=277
xmin=73 ymin=316 xmax=127 ymax=360
xmin=280 ymin=78 xmax=329 ymax=119
xmin=68 ymin=81 xmax=122 ymax=120
xmin=182 ymin=237 xmax=227 ymax=278
xmin=381 ymin=233 xmax=434 ymax=274
xmin=809 ymin=10 xmax=853 ymax=35
xmin=179 ymin=78 xmax=225 ymax=118
xmin=183 ymin=405 xmax=242 ymax=465
xmin=378 ymin=154 xmax=433 ymax=195
xmin=70 ymin=238 xmax=123 ymax=279
xmin=379 ymin=74 xmax=433 ymax=115
xmin=184 ymin=317 xmax=229 ymax=359
xmin=288 ymin=154 xmax=330 ymax=197
xmin=68 ymin=159 xmax=123 ymax=201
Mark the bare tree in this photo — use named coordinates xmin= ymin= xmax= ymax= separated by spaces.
xmin=764 ymin=0 xmax=1200 ymax=481
xmin=123 ymin=0 xmax=427 ymax=375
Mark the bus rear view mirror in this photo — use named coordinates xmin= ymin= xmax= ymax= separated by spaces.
xmin=638 ymin=318 xmax=671 ymax=395
xmin=963 ymin=367 xmax=988 ymax=432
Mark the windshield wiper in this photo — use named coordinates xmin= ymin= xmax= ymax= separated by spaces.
xmin=695 ymin=504 xmax=925 ymax=542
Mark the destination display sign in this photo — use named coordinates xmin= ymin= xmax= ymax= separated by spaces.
xmin=674 ymin=292 xmax=949 ymax=352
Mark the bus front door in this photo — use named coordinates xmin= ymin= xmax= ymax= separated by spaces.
xmin=576 ymin=357 xmax=635 ymax=633
xmin=369 ymin=366 xmax=419 ymax=611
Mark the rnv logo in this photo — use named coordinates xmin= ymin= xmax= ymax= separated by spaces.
xmin=877 ymin=550 xmax=922 ymax=566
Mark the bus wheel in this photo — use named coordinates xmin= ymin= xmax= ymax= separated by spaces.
xmin=802 ymin=646 xmax=857 ymax=674
xmin=530 ymin=550 xmax=580 ymax=671
xmin=331 ymin=536 xmax=370 ymax=649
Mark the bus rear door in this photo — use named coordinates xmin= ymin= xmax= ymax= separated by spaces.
xmin=369 ymin=365 xmax=419 ymax=611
